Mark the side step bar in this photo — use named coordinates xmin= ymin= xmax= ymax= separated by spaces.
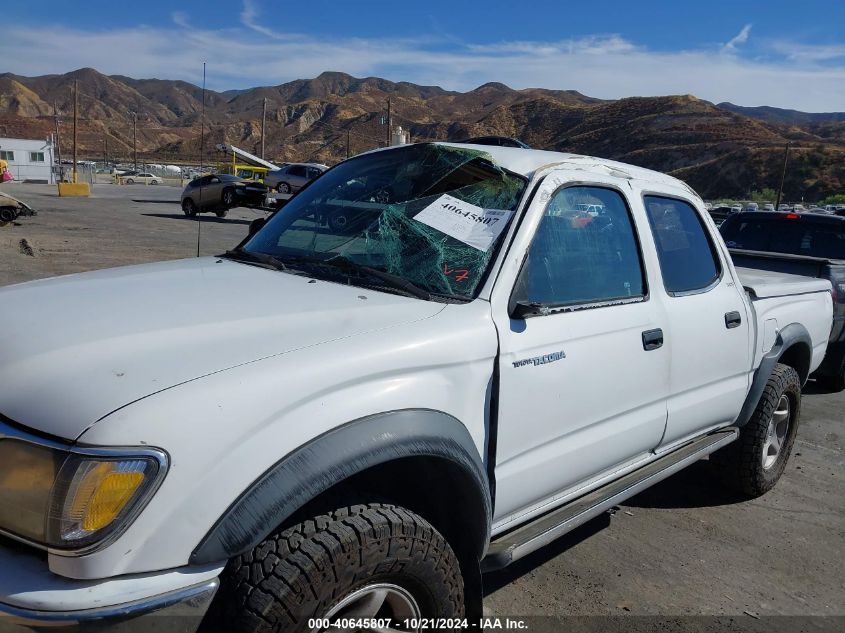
xmin=482 ymin=428 xmax=738 ymax=572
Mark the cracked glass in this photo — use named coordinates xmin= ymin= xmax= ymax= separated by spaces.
xmin=244 ymin=144 xmax=526 ymax=300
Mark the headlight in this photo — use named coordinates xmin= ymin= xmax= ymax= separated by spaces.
xmin=0 ymin=437 xmax=167 ymax=552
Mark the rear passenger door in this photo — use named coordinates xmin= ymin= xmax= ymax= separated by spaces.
xmin=287 ymin=165 xmax=308 ymax=190
xmin=306 ymin=167 xmax=322 ymax=181
xmin=492 ymin=178 xmax=670 ymax=523
xmin=642 ymin=194 xmax=752 ymax=447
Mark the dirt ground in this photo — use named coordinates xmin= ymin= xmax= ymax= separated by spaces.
xmin=1 ymin=183 xmax=843 ymax=628
xmin=0 ymin=182 xmax=263 ymax=283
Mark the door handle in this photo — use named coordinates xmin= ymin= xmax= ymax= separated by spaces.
xmin=642 ymin=328 xmax=664 ymax=351
xmin=725 ymin=311 xmax=742 ymax=329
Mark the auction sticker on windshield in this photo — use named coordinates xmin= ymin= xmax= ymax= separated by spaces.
xmin=413 ymin=194 xmax=513 ymax=251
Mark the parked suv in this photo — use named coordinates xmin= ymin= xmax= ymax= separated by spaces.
xmin=264 ymin=162 xmax=327 ymax=193
xmin=181 ymin=174 xmax=268 ymax=217
xmin=0 ymin=144 xmax=832 ymax=632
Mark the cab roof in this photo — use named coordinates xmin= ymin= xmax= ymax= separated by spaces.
xmin=436 ymin=142 xmax=700 ymax=199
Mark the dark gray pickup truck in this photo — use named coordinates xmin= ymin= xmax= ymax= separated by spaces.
xmin=721 ymin=212 xmax=845 ymax=390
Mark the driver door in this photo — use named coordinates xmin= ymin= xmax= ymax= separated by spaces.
xmin=490 ymin=174 xmax=670 ymax=524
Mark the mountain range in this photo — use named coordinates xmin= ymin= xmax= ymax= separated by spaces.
xmin=1 ymin=67 xmax=843 ymax=199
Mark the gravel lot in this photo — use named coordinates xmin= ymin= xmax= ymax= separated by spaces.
xmin=1 ymin=183 xmax=843 ymax=628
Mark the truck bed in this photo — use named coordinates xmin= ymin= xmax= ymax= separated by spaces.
xmin=730 ymin=248 xmax=842 ymax=280
xmin=735 ymin=266 xmax=833 ymax=299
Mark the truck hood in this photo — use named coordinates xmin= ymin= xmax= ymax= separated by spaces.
xmin=0 ymin=258 xmax=443 ymax=440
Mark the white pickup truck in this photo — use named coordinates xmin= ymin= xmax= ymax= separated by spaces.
xmin=0 ymin=144 xmax=833 ymax=632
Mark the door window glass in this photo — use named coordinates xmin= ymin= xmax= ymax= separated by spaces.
xmin=516 ymin=186 xmax=646 ymax=307
xmin=644 ymin=196 xmax=721 ymax=294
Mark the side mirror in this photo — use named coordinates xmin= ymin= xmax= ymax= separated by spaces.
xmin=510 ymin=301 xmax=547 ymax=319
xmin=248 ymin=217 xmax=267 ymax=237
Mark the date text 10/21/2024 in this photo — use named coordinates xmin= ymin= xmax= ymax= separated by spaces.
xmin=307 ymin=618 xmax=530 ymax=630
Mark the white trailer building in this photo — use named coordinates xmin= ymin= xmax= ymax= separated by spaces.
xmin=0 ymin=137 xmax=56 ymax=183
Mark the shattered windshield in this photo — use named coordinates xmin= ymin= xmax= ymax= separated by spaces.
xmin=243 ymin=144 xmax=526 ymax=300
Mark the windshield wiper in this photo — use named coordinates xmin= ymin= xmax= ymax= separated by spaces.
xmin=220 ymin=249 xmax=288 ymax=271
xmin=330 ymin=257 xmax=432 ymax=300
xmin=279 ymin=254 xmax=432 ymax=300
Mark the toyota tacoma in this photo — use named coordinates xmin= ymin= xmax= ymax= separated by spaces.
xmin=0 ymin=143 xmax=834 ymax=631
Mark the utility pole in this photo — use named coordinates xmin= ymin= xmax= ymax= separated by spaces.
xmin=53 ymin=102 xmax=63 ymax=181
xmin=260 ymin=97 xmax=267 ymax=160
xmin=197 ymin=61 xmax=207 ymax=258
xmin=131 ymin=112 xmax=138 ymax=170
xmin=72 ymin=80 xmax=78 ymax=184
xmin=385 ymin=97 xmax=391 ymax=147
xmin=198 ymin=62 xmax=206 ymax=173
xmin=346 ymin=129 xmax=350 ymax=159
xmin=775 ymin=142 xmax=790 ymax=211
xmin=102 ymin=136 xmax=107 ymax=167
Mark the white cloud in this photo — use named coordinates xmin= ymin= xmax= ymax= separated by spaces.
xmin=1 ymin=19 xmax=844 ymax=112
xmin=769 ymin=41 xmax=845 ymax=63
xmin=240 ymin=0 xmax=283 ymax=41
xmin=723 ymin=24 xmax=752 ymax=52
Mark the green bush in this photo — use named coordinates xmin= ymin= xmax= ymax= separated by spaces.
xmin=749 ymin=188 xmax=779 ymax=203
xmin=822 ymin=193 xmax=845 ymax=205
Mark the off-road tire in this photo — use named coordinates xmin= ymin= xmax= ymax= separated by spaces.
xmin=0 ymin=207 xmax=17 ymax=222
xmin=710 ymin=363 xmax=801 ymax=497
xmin=205 ymin=503 xmax=464 ymax=633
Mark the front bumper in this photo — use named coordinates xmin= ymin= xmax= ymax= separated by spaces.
xmin=0 ymin=579 xmax=218 ymax=632
xmin=0 ymin=540 xmax=221 ymax=632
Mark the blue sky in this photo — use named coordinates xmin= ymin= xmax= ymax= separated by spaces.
xmin=2 ymin=0 xmax=844 ymax=110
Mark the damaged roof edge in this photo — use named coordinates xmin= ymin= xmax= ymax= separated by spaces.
xmin=421 ymin=142 xmax=702 ymax=200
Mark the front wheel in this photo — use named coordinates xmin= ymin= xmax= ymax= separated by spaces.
xmin=205 ymin=503 xmax=464 ymax=632
xmin=710 ymin=363 xmax=801 ymax=497
xmin=182 ymin=199 xmax=198 ymax=216
xmin=222 ymin=188 xmax=235 ymax=207
xmin=277 ymin=182 xmax=291 ymax=194
xmin=126 ymin=178 xmax=134 ymax=184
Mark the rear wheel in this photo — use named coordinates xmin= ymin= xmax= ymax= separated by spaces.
xmin=182 ymin=199 xmax=198 ymax=217
xmin=126 ymin=178 xmax=134 ymax=184
xmin=222 ymin=188 xmax=235 ymax=207
xmin=205 ymin=503 xmax=464 ymax=633
xmin=0 ymin=207 xmax=18 ymax=222
xmin=710 ymin=363 xmax=801 ymax=497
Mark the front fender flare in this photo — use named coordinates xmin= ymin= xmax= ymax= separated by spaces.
xmin=190 ymin=409 xmax=491 ymax=564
